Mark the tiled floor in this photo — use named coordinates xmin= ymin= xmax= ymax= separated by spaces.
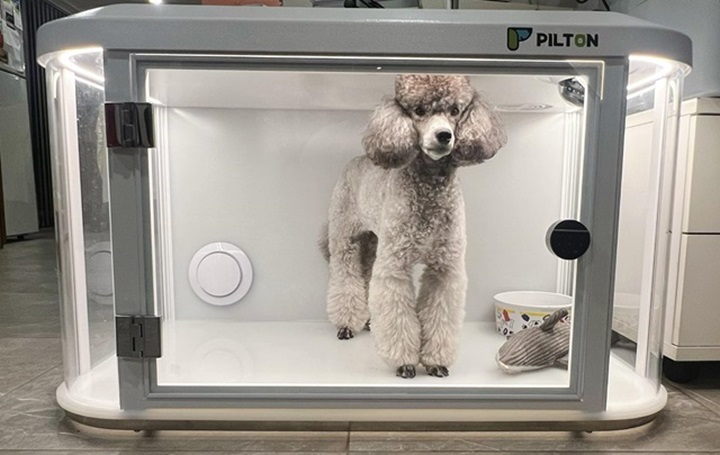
xmin=2 ymin=232 xmax=720 ymax=454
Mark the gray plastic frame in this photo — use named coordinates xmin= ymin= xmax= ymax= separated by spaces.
xmin=106 ymin=49 xmax=625 ymax=413
xmin=38 ymin=6 xmax=691 ymax=68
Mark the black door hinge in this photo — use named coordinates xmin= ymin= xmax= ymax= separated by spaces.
xmin=105 ymin=102 xmax=155 ymax=148
xmin=115 ymin=315 xmax=161 ymax=359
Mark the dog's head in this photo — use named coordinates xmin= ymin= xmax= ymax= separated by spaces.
xmin=362 ymin=74 xmax=507 ymax=169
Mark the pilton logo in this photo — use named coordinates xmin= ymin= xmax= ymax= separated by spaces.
xmin=507 ymin=27 xmax=533 ymax=51
xmin=507 ymin=28 xmax=599 ymax=51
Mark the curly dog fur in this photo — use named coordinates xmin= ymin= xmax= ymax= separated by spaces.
xmin=322 ymin=74 xmax=506 ymax=378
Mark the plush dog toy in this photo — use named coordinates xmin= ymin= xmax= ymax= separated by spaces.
xmin=496 ymin=308 xmax=570 ymax=374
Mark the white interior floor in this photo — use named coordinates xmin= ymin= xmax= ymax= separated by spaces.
xmin=156 ymin=321 xmax=570 ymax=387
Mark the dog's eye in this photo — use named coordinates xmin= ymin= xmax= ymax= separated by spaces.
xmin=450 ymin=106 xmax=460 ymax=116
xmin=414 ymin=107 xmax=426 ymax=116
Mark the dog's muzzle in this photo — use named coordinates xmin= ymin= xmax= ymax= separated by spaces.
xmin=423 ymin=129 xmax=454 ymax=160
xmin=420 ymin=117 xmax=455 ymax=160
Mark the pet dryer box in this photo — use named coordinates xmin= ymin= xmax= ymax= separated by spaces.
xmin=38 ymin=5 xmax=690 ymax=429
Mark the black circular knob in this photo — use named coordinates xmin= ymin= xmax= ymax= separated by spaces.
xmin=546 ymin=220 xmax=591 ymax=260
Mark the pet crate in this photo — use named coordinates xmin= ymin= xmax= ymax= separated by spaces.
xmin=38 ymin=5 xmax=691 ymax=430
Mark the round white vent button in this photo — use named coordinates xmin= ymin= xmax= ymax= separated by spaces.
xmin=188 ymin=242 xmax=253 ymax=306
xmin=197 ymin=253 xmax=241 ymax=297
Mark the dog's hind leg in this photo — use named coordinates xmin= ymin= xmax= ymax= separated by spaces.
xmin=417 ymin=257 xmax=468 ymax=377
xmin=318 ymin=222 xmax=330 ymax=262
xmin=327 ymin=229 xmax=371 ymax=340
xmin=358 ymin=231 xmax=377 ymax=331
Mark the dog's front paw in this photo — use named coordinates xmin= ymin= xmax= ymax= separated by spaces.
xmin=426 ymin=365 xmax=450 ymax=377
xmin=396 ymin=365 xmax=416 ymax=379
xmin=337 ymin=327 xmax=354 ymax=340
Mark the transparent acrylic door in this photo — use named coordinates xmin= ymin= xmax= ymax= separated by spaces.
xmin=112 ymin=55 xmax=626 ymax=410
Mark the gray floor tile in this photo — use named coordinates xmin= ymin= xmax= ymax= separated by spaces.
xmin=0 ymin=452 xmax=121 ymax=455
xmin=0 ymin=452 xmax=344 ymax=455
xmin=128 ymin=430 xmax=349 ymax=452
xmin=118 ymin=453 xmax=346 ymax=455
xmin=348 ymin=388 xmax=720 ymax=453
xmin=666 ymin=363 xmax=720 ymax=417
xmin=349 ymin=453 xmax=510 ymax=455
xmin=116 ymin=453 xmax=347 ymax=455
xmin=685 ymin=387 xmax=720 ymax=416
xmin=0 ymin=268 xmax=59 ymax=294
xmin=347 ymin=453 xmax=712 ymax=455
xmin=0 ymin=235 xmax=62 ymax=339
xmin=0 ymin=292 xmax=61 ymax=338
xmin=0 ymin=237 xmax=57 ymax=268
xmin=0 ymin=367 xmax=145 ymax=452
xmin=0 ymin=338 xmax=61 ymax=399
xmin=0 ymin=366 xmax=349 ymax=452
xmin=349 ymin=453 xmax=718 ymax=455
xmin=107 ymin=452 xmax=347 ymax=454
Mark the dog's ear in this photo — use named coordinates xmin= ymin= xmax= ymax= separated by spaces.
xmin=452 ymin=95 xmax=507 ymax=166
xmin=362 ymin=97 xmax=418 ymax=169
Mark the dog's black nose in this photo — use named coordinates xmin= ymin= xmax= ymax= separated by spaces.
xmin=436 ymin=130 xmax=453 ymax=145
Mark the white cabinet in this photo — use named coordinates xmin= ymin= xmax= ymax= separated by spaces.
xmin=663 ymin=98 xmax=720 ymax=364
xmin=672 ymin=235 xmax=720 ymax=348
xmin=682 ymin=115 xmax=720 ymax=233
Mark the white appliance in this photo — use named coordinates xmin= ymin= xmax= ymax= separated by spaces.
xmin=0 ymin=68 xmax=38 ymax=238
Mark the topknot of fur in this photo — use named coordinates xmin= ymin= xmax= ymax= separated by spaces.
xmin=395 ymin=75 xmax=475 ymax=112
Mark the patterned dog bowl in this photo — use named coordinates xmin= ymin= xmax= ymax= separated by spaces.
xmin=494 ymin=291 xmax=572 ymax=337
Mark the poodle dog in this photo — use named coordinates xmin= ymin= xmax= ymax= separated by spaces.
xmin=322 ymin=74 xmax=506 ymax=378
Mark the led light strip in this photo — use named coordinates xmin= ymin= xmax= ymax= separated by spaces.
xmin=58 ymin=47 xmax=104 ymax=85
xmin=627 ymin=55 xmax=687 ymax=94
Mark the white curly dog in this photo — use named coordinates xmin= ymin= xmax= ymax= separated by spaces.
xmin=322 ymin=74 xmax=506 ymax=378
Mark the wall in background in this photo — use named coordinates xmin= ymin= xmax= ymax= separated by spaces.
xmin=610 ymin=0 xmax=720 ymax=99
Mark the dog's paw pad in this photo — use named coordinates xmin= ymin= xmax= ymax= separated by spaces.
xmin=337 ymin=327 xmax=354 ymax=340
xmin=364 ymin=320 xmax=371 ymax=331
xmin=396 ymin=365 xmax=416 ymax=379
xmin=426 ymin=365 xmax=450 ymax=377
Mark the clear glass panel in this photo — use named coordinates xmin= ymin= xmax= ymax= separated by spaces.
xmin=145 ymin=63 xmax=597 ymax=391
xmin=613 ymin=56 xmax=687 ymax=391
xmin=45 ymin=49 xmax=114 ymax=392
xmin=46 ymin=62 xmax=80 ymax=389
xmin=646 ymin=70 xmax=683 ymax=392
xmin=73 ymin=53 xmax=114 ymax=370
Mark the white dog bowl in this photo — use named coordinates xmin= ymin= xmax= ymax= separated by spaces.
xmin=494 ymin=291 xmax=572 ymax=337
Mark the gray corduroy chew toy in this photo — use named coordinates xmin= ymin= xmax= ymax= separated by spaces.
xmin=496 ymin=308 xmax=570 ymax=374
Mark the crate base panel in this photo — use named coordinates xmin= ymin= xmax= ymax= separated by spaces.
xmin=62 ymin=409 xmax=661 ymax=432
xmin=57 ymin=321 xmax=665 ymax=429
